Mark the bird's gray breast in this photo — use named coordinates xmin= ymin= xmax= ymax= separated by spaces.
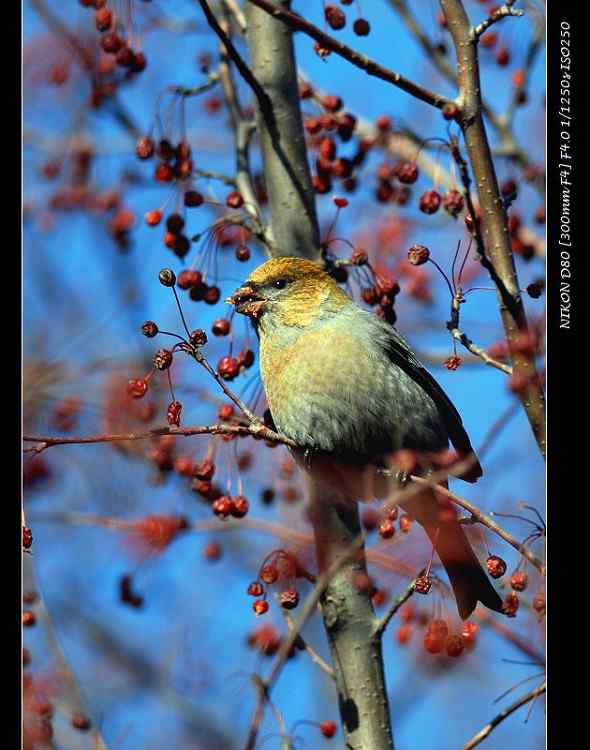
xmin=262 ymin=306 xmax=448 ymax=460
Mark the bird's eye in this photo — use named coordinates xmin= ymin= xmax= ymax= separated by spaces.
xmin=274 ymin=278 xmax=289 ymax=290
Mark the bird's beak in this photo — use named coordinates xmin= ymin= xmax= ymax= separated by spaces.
xmin=225 ymin=284 xmax=267 ymax=319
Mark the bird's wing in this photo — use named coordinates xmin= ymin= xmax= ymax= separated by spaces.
xmin=382 ymin=324 xmax=483 ymax=482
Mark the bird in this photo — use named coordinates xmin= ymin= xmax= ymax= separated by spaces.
xmin=227 ymin=256 xmax=503 ymax=619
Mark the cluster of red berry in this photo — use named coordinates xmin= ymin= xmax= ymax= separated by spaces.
xmin=79 ymin=0 xmax=147 ymax=74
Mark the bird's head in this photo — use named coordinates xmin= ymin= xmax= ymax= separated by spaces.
xmin=226 ymin=257 xmax=350 ymax=332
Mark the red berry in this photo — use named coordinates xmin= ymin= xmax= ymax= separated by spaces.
xmin=95 ymin=7 xmax=113 ymax=32
xmin=141 ymin=321 xmax=158 ymax=338
xmin=177 ymin=269 xmax=202 ymax=289
xmin=320 ymin=720 xmax=337 ymax=738
xmin=510 ymin=571 xmax=529 ymax=592
xmin=155 ymin=163 xmax=174 ymax=183
xmin=414 ymin=575 xmax=431 ymax=594
xmin=486 ymin=555 xmax=507 ymax=579
xmin=23 ymin=611 xmax=36 ymax=627
xmin=299 ymin=81 xmax=314 ymax=99
xmin=145 ymin=209 xmax=162 ymax=226
xmin=212 ymin=495 xmax=234 ymax=519
xmin=236 ymin=245 xmax=250 ymax=261
xmin=502 ymin=591 xmax=520 ymax=617
xmin=184 ymin=190 xmax=204 ymax=208
xmin=231 ymin=495 xmax=250 ymax=518
xmin=353 ymin=18 xmax=370 ymax=36
xmin=116 ymin=46 xmax=135 ymax=68
xmin=407 ymin=244 xmax=430 ymax=266
xmin=496 ymin=46 xmax=510 ymax=66
xmin=280 ymin=588 xmax=300 ymax=610
xmin=480 ymin=31 xmax=498 ymax=49
xmin=130 ymin=51 xmax=147 ymax=73
xmin=376 ymin=114 xmax=392 ymax=132
xmin=361 ymin=286 xmax=378 ymax=306
xmin=203 ymin=541 xmax=222 ymax=561
xmin=461 ymin=621 xmax=478 ymax=646
xmin=322 ymin=94 xmax=343 ymax=112
xmin=532 ymin=593 xmax=546 ymax=619
xmin=443 ymin=355 xmax=462 ymax=371
xmin=226 ymin=190 xmax=244 ymax=209
xmin=204 ymin=286 xmax=221 ymax=305
xmin=253 ymin=599 xmax=269 ymax=616
xmin=396 ymin=624 xmax=413 ymax=644
xmin=378 ymin=519 xmax=395 ymax=539
xmin=305 ymin=117 xmax=322 ymax=135
xmin=218 ymin=404 xmax=235 ymax=421
xmin=218 ymin=356 xmax=239 ymax=380
xmin=325 ymin=5 xmax=346 ymax=30
xmin=442 ymin=102 xmax=460 ymax=121
xmin=260 ymin=565 xmax=279 ymax=584
xmin=166 ymin=400 xmax=182 ymax=427
xmin=71 ymin=714 xmax=91 ymax=731
xmin=190 ymin=329 xmax=208 ymax=347
xmin=153 ymin=349 xmax=173 ymax=371
xmin=23 ymin=526 xmax=33 ymax=550
xmin=166 ymin=213 xmax=185 ymax=234
xmin=399 ymin=516 xmax=412 ymax=533
xmin=136 ymin=136 xmax=155 ymax=160
xmin=423 ymin=632 xmax=444 ymax=654
xmin=427 ymin=619 xmax=449 ymax=639
xmin=512 ymin=69 xmax=525 ymax=87
xmin=174 ymin=456 xmax=194 ymax=477
xmin=127 ymin=378 xmax=148 ymax=399
xmin=100 ymin=32 xmax=123 ymax=54
xmin=193 ymin=459 xmax=215 ymax=481
xmin=247 ymin=581 xmax=264 ymax=597
xmin=419 ymin=189 xmax=441 ymax=214
xmin=333 ymin=196 xmax=348 ymax=208
xmin=442 ymin=189 xmax=465 ymax=217
xmin=445 ymin=634 xmax=465 ymax=657
xmin=396 ymin=162 xmax=419 ymax=184
xmin=238 ymin=348 xmax=255 ymax=368
xmin=212 ymin=318 xmax=231 ymax=336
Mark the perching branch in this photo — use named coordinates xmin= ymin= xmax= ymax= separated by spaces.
xmin=22 ymin=422 xmax=297 ymax=454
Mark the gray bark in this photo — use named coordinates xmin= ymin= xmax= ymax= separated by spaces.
xmin=244 ymin=2 xmax=395 ymax=748
xmin=245 ymin=0 xmax=320 ymax=259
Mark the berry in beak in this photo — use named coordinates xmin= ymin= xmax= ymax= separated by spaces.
xmin=226 ymin=285 xmax=267 ymax=319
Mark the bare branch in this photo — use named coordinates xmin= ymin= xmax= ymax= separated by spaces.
xmin=246 ymin=0 xmax=451 ymax=111
xmin=462 ymin=681 xmax=545 ymax=750
xmin=22 ymin=422 xmax=297 ymax=453
xmin=473 ymin=5 xmax=525 ymax=39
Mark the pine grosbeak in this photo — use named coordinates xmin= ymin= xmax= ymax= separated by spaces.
xmin=228 ymin=258 xmax=502 ymax=619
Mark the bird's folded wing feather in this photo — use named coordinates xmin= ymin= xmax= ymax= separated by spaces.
xmin=382 ymin=324 xmax=483 ymax=482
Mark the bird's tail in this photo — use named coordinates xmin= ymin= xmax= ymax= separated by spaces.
xmin=404 ymin=484 xmax=503 ymax=620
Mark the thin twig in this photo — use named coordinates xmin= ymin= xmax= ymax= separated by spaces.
xmin=473 ymin=5 xmax=525 ymax=39
xmin=462 ymin=681 xmax=545 ymax=750
xmin=373 ymin=579 xmax=416 ymax=640
xmin=408 ymin=476 xmax=545 ymax=575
